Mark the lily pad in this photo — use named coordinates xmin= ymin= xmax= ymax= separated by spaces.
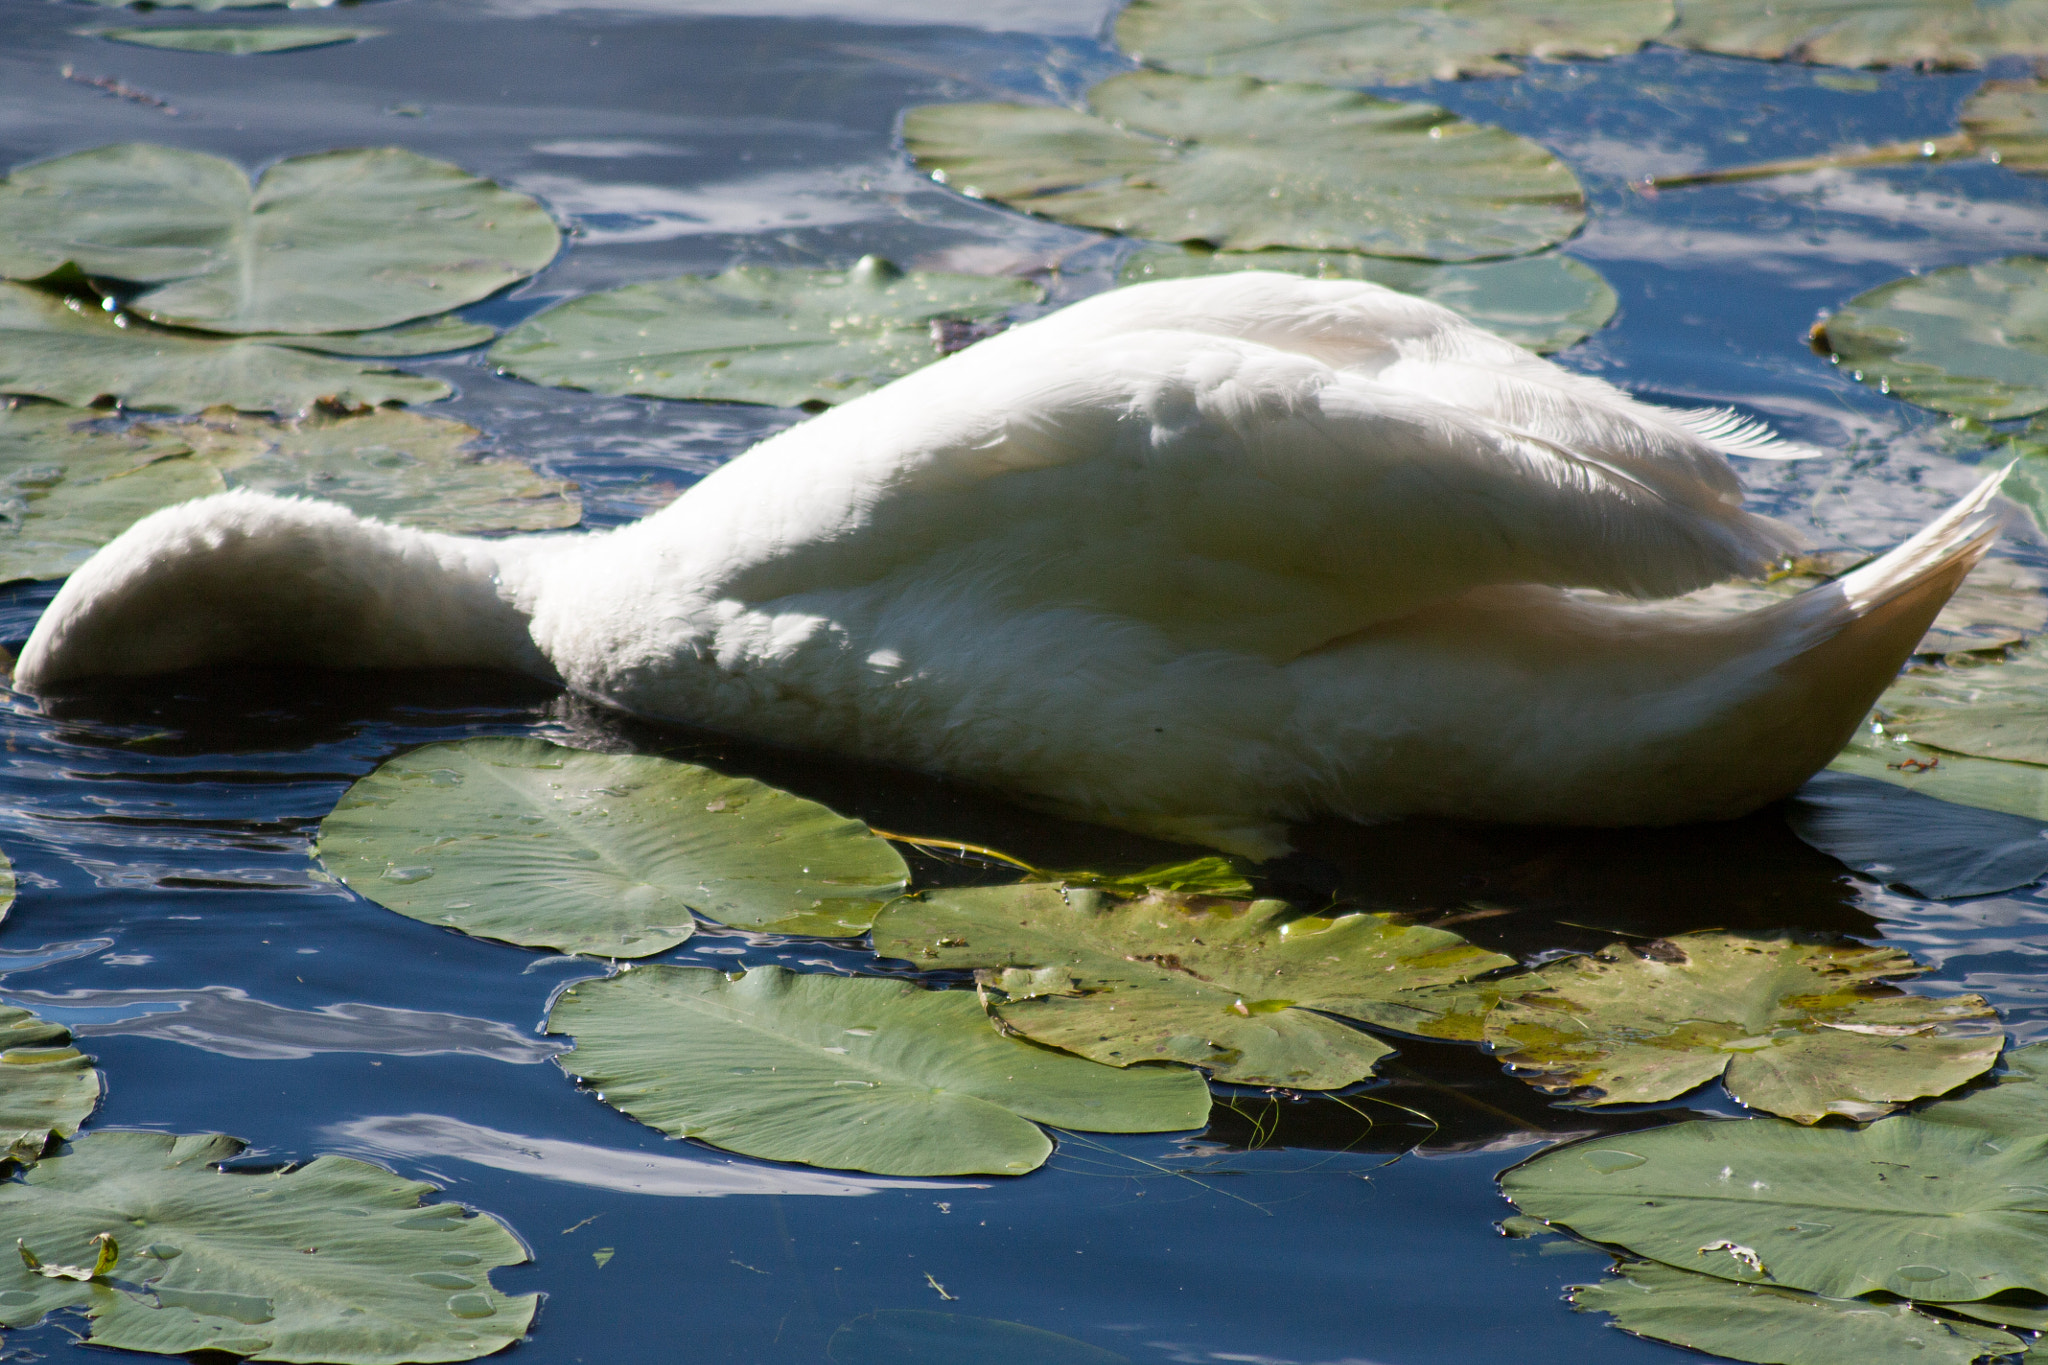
xmin=0 ymin=1130 xmax=535 ymax=1362
xmin=1915 ymin=1042 xmax=2048 ymax=1140
xmin=0 ymin=1004 xmax=98 ymax=1165
xmin=1504 ymin=1113 xmax=2048 ymax=1303
xmin=1815 ymin=257 xmax=2048 ymax=420
xmin=1118 ymin=247 xmax=1616 ymax=353
xmin=318 ymin=738 xmax=910 ymax=955
xmin=828 ymin=1311 xmax=1128 ymax=1364
xmin=872 ymin=884 xmax=1517 ymax=1090
xmin=0 ymin=144 xmax=559 ymax=335
xmin=1036 ymin=856 xmax=1255 ymax=899
xmin=1960 ymin=77 xmax=2048 ymax=172
xmin=248 ymin=317 xmax=495 ymax=358
xmin=1869 ymin=644 xmax=2048 ymax=766
xmin=1666 ymin=0 xmax=2048 ymax=69
xmin=1114 ymin=0 xmax=1672 ymax=87
xmin=1831 ymin=726 xmax=2048 ymax=821
xmin=1481 ymin=931 xmax=2000 ymax=1123
xmin=1788 ymin=770 xmax=2048 ymax=898
xmin=1571 ymin=1259 xmax=2023 ymax=1365
xmin=487 ymin=258 xmax=1042 ymax=409
xmin=84 ymin=27 xmax=382 ymax=53
xmin=0 ymin=283 xmax=449 ymax=415
xmin=546 ymin=965 xmax=1210 ymax=1177
xmin=902 ymin=71 xmax=1586 ymax=261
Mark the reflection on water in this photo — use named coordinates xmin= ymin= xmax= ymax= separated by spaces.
xmin=3 ymin=4 xmax=2048 ymax=1363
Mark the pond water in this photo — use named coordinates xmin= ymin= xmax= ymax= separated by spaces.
xmin=3 ymin=3 xmax=2048 ymax=1362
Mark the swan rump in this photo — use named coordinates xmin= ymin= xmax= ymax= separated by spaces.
xmin=12 ymin=273 xmax=2006 ymax=855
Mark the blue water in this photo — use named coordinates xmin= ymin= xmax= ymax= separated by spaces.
xmin=3 ymin=4 xmax=2048 ymax=1362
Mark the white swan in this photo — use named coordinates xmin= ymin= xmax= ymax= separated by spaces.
xmin=13 ymin=272 xmax=2006 ymax=857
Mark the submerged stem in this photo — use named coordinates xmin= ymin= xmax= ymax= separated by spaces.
xmin=1641 ymin=132 xmax=1977 ymax=189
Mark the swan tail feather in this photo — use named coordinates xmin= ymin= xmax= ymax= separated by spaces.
xmin=1670 ymin=406 xmax=1827 ymax=461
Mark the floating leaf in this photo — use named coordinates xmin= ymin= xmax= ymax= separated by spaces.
xmin=247 ymin=317 xmax=495 ymax=358
xmin=1482 ymin=931 xmax=1998 ymax=1122
xmin=488 ymin=258 xmax=1042 ymax=409
xmin=0 ymin=406 xmax=574 ymax=583
xmin=1118 ymin=247 xmax=1616 ymax=353
xmin=903 ymin=72 xmax=1586 ymax=261
xmin=1033 ymin=855 xmax=1255 ymax=899
xmin=1867 ymin=643 xmax=2048 ymax=766
xmin=1787 ymin=771 xmax=2048 ymax=898
xmin=0 ymin=1004 xmax=98 ymax=1165
xmin=1114 ymin=0 xmax=1671 ymax=87
xmin=1504 ymin=1113 xmax=2048 ymax=1303
xmin=318 ymin=739 xmax=910 ymax=956
xmin=0 ymin=1130 xmax=535 ymax=1362
xmin=1666 ymin=0 xmax=2048 ymax=69
xmin=1815 ymin=257 xmax=2048 ymax=420
xmin=18 ymin=1231 xmax=118 ymax=1281
xmin=0 ymin=283 xmax=449 ymax=415
xmin=1959 ymin=77 xmax=2048 ymax=172
xmin=0 ymin=144 xmax=559 ymax=335
xmin=872 ymin=884 xmax=1516 ymax=1090
xmin=547 ymin=965 xmax=1209 ymax=1177
xmin=1831 ymin=726 xmax=2048 ymax=821
xmin=828 ymin=1310 xmax=1128 ymax=1364
xmin=1571 ymin=1259 xmax=2023 ymax=1365
xmin=83 ymin=27 xmax=382 ymax=53
xmin=1915 ymin=1042 xmax=2048 ymax=1140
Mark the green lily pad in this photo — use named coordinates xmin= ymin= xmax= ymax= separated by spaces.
xmin=1119 ymin=246 xmax=1615 ymax=352
xmin=1788 ymin=771 xmax=2048 ymax=898
xmin=1959 ymin=76 xmax=2048 ymax=172
xmin=1916 ymin=1043 xmax=2048 ymax=1139
xmin=247 ymin=317 xmax=495 ymax=358
xmin=1571 ymin=1260 xmax=2023 ymax=1365
xmin=1816 ymin=257 xmax=2048 ymax=420
xmin=0 ymin=1130 xmax=535 ymax=1362
xmin=1504 ymin=1112 xmax=2048 ymax=1303
xmin=318 ymin=739 xmax=910 ymax=955
xmin=1114 ymin=0 xmax=1672 ymax=87
xmin=1870 ymin=643 xmax=2048 ymax=766
xmin=1666 ymin=0 xmax=2048 ymax=69
xmin=828 ymin=1310 xmax=1129 ymax=1364
xmin=488 ymin=258 xmax=1042 ymax=410
xmin=0 ymin=283 xmax=450 ymax=415
xmin=872 ymin=884 xmax=1516 ymax=1090
xmin=0 ymin=1004 xmax=98 ymax=1165
xmin=83 ymin=26 xmax=382 ymax=53
xmin=902 ymin=71 xmax=1586 ymax=261
xmin=0 ymin=405 xmax=575 ymax=583
xmin=1831 ymin=725 xmax=2048 ymax=819
xmin=1034 ymin=856 xmax=1255 ymax=899
xmin=1482 ymin=931 xmax=1998 ymax=1123
xmin=0 ymin=144 xmax=559 ymax=335
xmin=547 ymin=965 xmax=1209 ymax=1177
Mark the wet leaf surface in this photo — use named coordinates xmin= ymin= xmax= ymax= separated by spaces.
xmin=1114 ymin=0 xmax=1672 ymax=87
xmin=1815 ymin=257 xmax=2048 ymax=420
xmin=247 ymin=316 xmax=494 ymax=358
xmin=1505 ymin=1110 xmax=2048 ymax=1302
xmin=1117 ymin=247 xmax=1616 ymax=352
xmin=1570 ymin=1259 xmax=2022 ymax=1365
xmin=1788 ymin=770 xmax=2048 ymax=898
xmin=489 ymin=258 xmax=1041 ymax=409
xmin=903 ymin=71 xmax=1586 ymax=260
xmin=1482 ymin=930 xmax=2000 ymax=1122
xmin=318 ymin=738 xmax=910 ymax=956
xmin=872 ymin=883 xmax=1516 ymax=1089
xmin=0 ymin=1130 xmax=535 ymax=1362
xmin=0 ymin=282 xmax=449 ymax=415
xmin=0 ymin=144 xmax=558 ymax=335
xmin=826 ymin=1310 xmax=1128 ymax=1364
xmin=82 ymin=27 xmax=382 ymax=54
xmin=1832 ymin=726 xmax=2048 ymax=820
xmin=547 ymin=965 xmax=1210 ymax=1177
xmin=1666 ymin=0 xmax=2048 ymax=68
xmin=0 ymin=1002 xmax=97 ymax=1165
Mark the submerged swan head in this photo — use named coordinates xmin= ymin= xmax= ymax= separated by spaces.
xmin=14 ymin=273 xmax=2005 ymax=856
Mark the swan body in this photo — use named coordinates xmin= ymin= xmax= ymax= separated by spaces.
xmin=15 ymin=273 xmax=2004 ymax=856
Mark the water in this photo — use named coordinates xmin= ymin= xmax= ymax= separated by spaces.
xmin=1 ymin=5 xmax=2047 ymax=1362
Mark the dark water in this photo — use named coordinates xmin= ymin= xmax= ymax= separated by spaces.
xmin=2 ymin=4 xmax=2048 ymax=1363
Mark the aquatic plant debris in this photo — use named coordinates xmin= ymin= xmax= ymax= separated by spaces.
xmin=0 ymin=143 xmax=558 ymax=335
xmin=1118 ymin=248 xmax=1617 ymax=354
xmin=18 ymin=1230 xmax=117 ymax=1280
xmin=488 ymin=257 xmax=1042 ymax=409
xmin=1481 ymin=930 xmax=1999 ymax=1122
xmin=1815 ymin=258 xmax=2048 ymax=420
xmin=0 ymin=1002 xmax=97 ymax=1165
xmin=547 ymin=965 xmax=1209 ymax=1177
xmin=872 ymin=883 xmax=1518 ymax=1090
xmin=1787 ymin=770 xmax=2048 ymax=899
xmin=0 ymin=282 xmax=449 ymax=415
xmin=1666 ymin=0 xmax=2048 ymax=69
xmin=1570 ymin=1259 xmax=2023 ymax=1365
xmin=318 ymin=738 xmax=910 ymax=955
xmin=0 ymin=1130 xmax=536 ymax=1362
xmin=1114 ymin=0 xmax=1672 ymax=87
xmin=83 ymin=27 xmax=383 ymax=54
xmin=902 ymin=71 xmax=1586 ymax=261
xmin=0 ymin=406 xmax=573 ymax=584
